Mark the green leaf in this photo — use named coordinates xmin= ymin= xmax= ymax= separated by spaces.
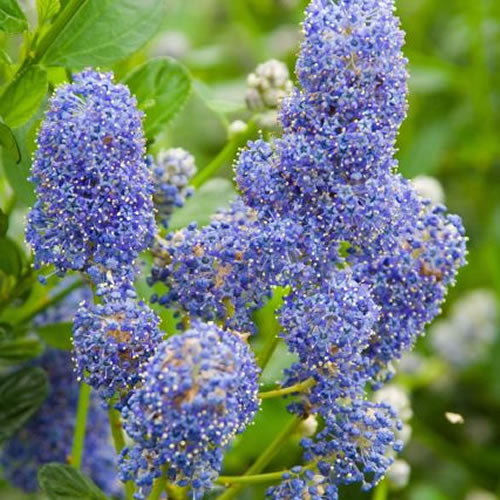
xmin=38 ymin=463 xmax=107 ymax=500
xmin=36 ymin=322 xmax=73 ymax=350
xmin=0 ymin=66 xmax=48 ymax=128
xmin=36 ymin=0 xmax=60 ymax=26
xmin=168 ymin=178 xmax=236 ymax=231
xmin=124 ymin=57 xmax=191 ymax=138
xmin=0 ymin=366 xmax=48 ymax=443
xmin=0 ymin=334 xmax=42 ymax=363
xmin=0 ymin=118 xmax=21 ymax=163
xmin=42 ymin=0 xmax=167 ymax=68
xmin=0 ymin=208 xmax=7 ymax=236
xmin=0 ymin=237 xmax=23 ymax=277
xmin=2 ymin=117 xmax=39 ymax=206
xmin=0 ymin=0 xmax=28 ymax=33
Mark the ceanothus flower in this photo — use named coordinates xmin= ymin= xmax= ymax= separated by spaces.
xmin=279 ymin=272 xmax=379 ymax=370
xmin=119 ymin=322 xmax=260 ymax=498
xmin=26 ymin=69 xmax=156 ymax=278
xmin=266 ymin=466 xmax=339 ymax=499
xmin=150 ymin=148 xmax=197 ymax=228
xmin=0 ymin=349 xmax=120 ymax=496
xmin=296 ymin=399 xmax=402 ymax=493
xmin=72 ymin=291 xmax=163 ymax=403
xmin=355 ymin=203 xmax=467 ymax=376
xmin=149 ymin=198 xmax=307 ymax=333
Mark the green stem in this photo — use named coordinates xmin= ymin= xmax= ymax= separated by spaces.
xmin=148 ymin=466 xmax=167 ymax=500
xmin=70 ymin=383 xmax=91 ymax=469
xmin=28 ymin=0 xmax=87 ymax=68
xmin=191 ymin=120 xmax=258 ymax=189
xmin=216 ymin=415 xmax=303 ymax=500
xmin=259 ymin=377 xmax=315 ymax=400
xmin=372 ymin=479 xmax=388 ymax=500
xmin=216 ymin=470 xmax=285 ymax=485
xmin=15 ymin=278 xmax=84 ymax=326
xmin=256 ymin=333 xmax=280 ymax=371
xmin=108 ymin=408 xmax=135 ymax=500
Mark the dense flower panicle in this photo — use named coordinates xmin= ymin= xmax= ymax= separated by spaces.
xmin=279 ymin=272 xmax=379 ymax=370
xmin=282 ymin=0 xmax=408 ymax=182
xmin=301 ymin=399 xmax=402 ymax=491
xmin=150 ymin=148 xmax=197 ymax=227
xmin=356 ymin=204 xmax=467 ymax=371
xmin=266 ymin=467 xmax=339 ymax=499
xmin=150 ymin=198 xmax=307 ymax=333
xmin=26 ymin=69 xmax=156 ymax=278
xmin=119 ymin=323 xmax=260 ymax=497
xmin=0 ymin=349 xmax=119 ymax=496
xmin=72 ymin=294 xmax=163 ymax=402
xmin=431 ymin=289 xmax=498 ymax=367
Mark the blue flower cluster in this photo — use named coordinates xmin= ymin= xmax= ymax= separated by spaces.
xmin=148 ymin=0 xmax=467 ymax=495
xmin=150 ymin=148 xmax=197 ymax=227
xmin=0 ymin=349 xmax=120 ymax=496
xmin=119 ymin=322 xmax=260 ymax=497
xmin=25 ymin=69 xmax=167 ymax=405
xmin=26 ymin=69 xmax=156 ymax=280
xmin=72 ymin=294 xmax=163 ymax=403
xmin=150 ymin=198 xmax=305 ymax=333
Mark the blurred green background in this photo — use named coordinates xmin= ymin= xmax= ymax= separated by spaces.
xmin=1 ymin=0 xmax=500 ymax=499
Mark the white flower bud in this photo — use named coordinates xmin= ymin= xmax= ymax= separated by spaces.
xmin=412 ymin=175 xmax=445 ymax=205
xmin=245 ymin=59 xmax=293 ymax=111
xmin=387 ymin=459 xmax=410 ymax=489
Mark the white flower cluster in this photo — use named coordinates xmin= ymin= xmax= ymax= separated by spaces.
xmin=431 ymin=289 xmax=498 ymax=368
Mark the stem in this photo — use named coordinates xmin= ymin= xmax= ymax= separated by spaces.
xmin=216 ymin=470 xmax=285 ymax=485
xmin=372 ymin=479 xmax=388 ymax=500
xmin=256 ymin=333 xmax=280 ymax=371
xmin=191 ymin=120 xmax=258 ymax=188
xmin=108 ymin=408 xmax=135 ymax=500
xmin=32 ymin=0 xmax=88 ymax=66
xmin=15 ymin=278 xmax=84 ymax=326
xmin=216 ymin=415 xmax=303 ymax=500
xmin=259 ymin=378 xmax=315 ymax=400
xmin=148 ymin=466 xmax=167 ymax=500
xmin=70 ymin=383 xmax=91 ymax=469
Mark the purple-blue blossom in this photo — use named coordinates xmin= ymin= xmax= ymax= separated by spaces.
xmin=72 ymin=291 xmax=163 ymax=403
xmin=26 ymin=69 xmax=156 ymax=279
xmin=119 ymin=322 xmax=260 ymax=498
xmin=150 ymin=148 xmax=197 ymax=228
xmin=149 ymin=198 xmax=306 ymax=333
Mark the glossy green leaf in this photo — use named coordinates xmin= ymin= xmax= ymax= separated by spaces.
xmin=168 ymin=178 xmax=236 ymax=231
xmin=2 ymin=117 xmax=39 ymax=206
xmin=42 ymin=0 xmax=167 ymax=68
xmin=124 ymin=57 xmax=191 ymax=138
xmin=36 ymin=322 xmax=73 ymax=350
xmin=0 ymin=335 xmax=42 ymax=363
xmin=0 ymin=66 xmax=48 ymax=128
xmin=0 ymin=118 xmax=21 ymax=163
xmin=0 ymin=366 xmax=48 ymax=443
xmin=0 ymin=0 xmax=28 ymax=33
xmin=38 ymin=463 xmax=107 ymax=500
xmin=36 ymin=0 xmax=60 ymax=26
xmin=0 ymin=237 xmax=23 ymax=277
